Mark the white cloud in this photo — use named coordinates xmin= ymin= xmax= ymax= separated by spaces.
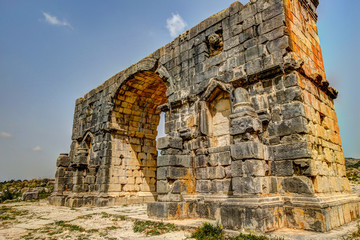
xmin=166 ymin=13 xmax=187 ymax=38
xmin=0 ymin=132 xmax=12 ymax=138
xmin=42 ymin=12 xmax=73 ymax=29
xmin=32 ymin=146 xmax=42 ymax=152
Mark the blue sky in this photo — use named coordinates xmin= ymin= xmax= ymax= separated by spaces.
xmin=0 ymin=0 xmax=359 ymax=181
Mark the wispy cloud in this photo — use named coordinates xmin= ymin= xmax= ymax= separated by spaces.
xmin=0 ymin=132 xmax=12 ymax=138
xmin=166 ymin=13 xmax=187 ymax=38
xmin=42 ymin=12 xmax=73 ymax=29
xmin=32 ymin=146 xmax=42 ymax=152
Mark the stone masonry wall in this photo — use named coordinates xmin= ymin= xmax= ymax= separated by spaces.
xmin=50 ymin=0 xmax=360 ymax=233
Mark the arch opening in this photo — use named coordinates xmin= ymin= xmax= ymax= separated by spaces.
xmin=110 ymin=71 xmax=168 ymax=202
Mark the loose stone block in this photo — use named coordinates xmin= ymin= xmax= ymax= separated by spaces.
xmin=22 ymin=192 xmax=39 ymax=201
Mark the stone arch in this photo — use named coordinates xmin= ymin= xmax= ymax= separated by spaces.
xmin=81 ymin=132 xmax=93 ymax=150
xmin=109 ymin=70 xmax=168 ymax=202
xmin=109 ymin=58 xmax=175 ymax=101
xmin=200 ymin=78 xmax=233 ymax=102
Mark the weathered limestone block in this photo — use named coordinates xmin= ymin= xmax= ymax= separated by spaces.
xmin=56 ymin=153 xmax=70 ymax=167
xmin=55 ymin=167 xmax=66 ymax=178
xmin=56 ymin=177 xmax=69 ymax=185
xmin=275 ymin=87 xmax=303 ymax=104
xmin=269 ymin=142 xmax=312 ymax=160
xmin=211 ymin=179 xmax=231 ymax=193
xmin=220 ymin=203 xmax=283 ymax=232
xmin=280 ymin=176 xmax=314 ymax=194
xmin=195 ymin=167 xmax=208 ymax=180
xmin=196 ymin=180 xmax=211 ymax=193
xmin=157 ymin=167 xmax=189 ymax=180
xmin=268 ymin=117 xmax=309 ymax=137
xmin=231 ymin=142 xmax=265 ymax=160
xmin=232 ymin=177 xmax=262 ymax=194
xmin=22 ymin=191 xmax=39 ymax=201
xmin=157 ymin=155 xmax=192 ymax=168
xmin=171 ymin=181 xmax=182 ymax=194
xmin=71 ymin=148 xmax=89 ymax=167
xmin=271 ymin=160 xmax=293 ymax=176
xmin=230 ymin=116 xmax=262 ymax=135
xmin=281 ymin=102 xmax=306 ymax=120
xmin=195 ymin=154 xmax=208 ymax=168
xmin=85 ymin=176 xmax=96 ymax=184
xmin=168 ymin=167 xmax=189 ymax=179
xmin=231 ymin=160 xmax=243 ymax=177
xmin=207 ymin=166 xmax=226 ymax=179
xmin=209 ymin=151 xmax=231 ymax=166
xmin=157 ymin=136 xmax=183 ymax=150
xmin=243 ymin=160 xmax=268 ymax=177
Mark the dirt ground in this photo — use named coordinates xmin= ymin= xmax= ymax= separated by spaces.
xmin=1 ymin=190 xmax=360 ymax=240
xmin=0 ymin=200 xmax=190 ymax=240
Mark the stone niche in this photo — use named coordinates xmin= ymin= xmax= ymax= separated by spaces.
xmin=50 ymin=0 xmax=360 ymax=233
xmin=208 ymin=90 xmax=231 ymax=148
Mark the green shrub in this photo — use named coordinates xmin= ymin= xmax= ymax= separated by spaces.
xmin=39 ymin=189 xmax=52 ymax=200
xmin=191 ymin=223 xmax=284 ymax=240
xmin=0 ymin=188 xmax=13 ymax=202
xmin=191 ymin=222 xmax=224 ymax=240
xmin=55 ymin=220 xmax=85 ymax=232
xmin=345 ymin=224 xmax=360 ymax=239
xmin=133 ymin=220 xmax=177 ymax=236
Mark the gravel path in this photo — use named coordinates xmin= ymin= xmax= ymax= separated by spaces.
xmin=0 ymin=200 xmax=189 ymax=240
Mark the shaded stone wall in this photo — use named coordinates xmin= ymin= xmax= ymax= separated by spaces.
xmin=50 ymin=0 xmax=360 ymax=233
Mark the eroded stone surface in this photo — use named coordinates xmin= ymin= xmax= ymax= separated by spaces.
xmin=50 ymin=0 xmax=359 ymax=233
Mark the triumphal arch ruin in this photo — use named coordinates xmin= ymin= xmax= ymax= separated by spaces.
xmin=50 ymin=0 xmax=360 ymax=232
